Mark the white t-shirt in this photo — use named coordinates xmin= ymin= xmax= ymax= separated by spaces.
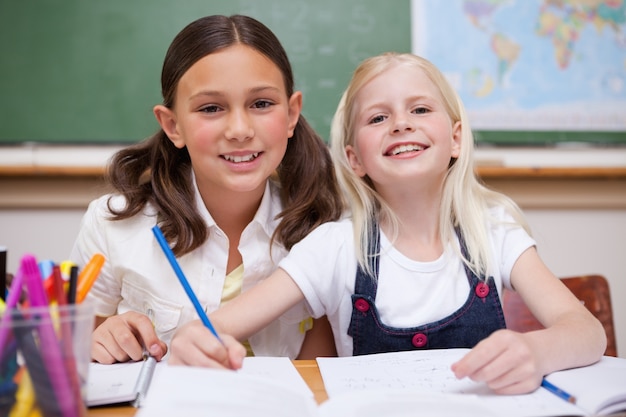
xmin=279 ymin=206 xmax=535 ymax=356
xmin=71 ymin=178 xmax=308 ymax=358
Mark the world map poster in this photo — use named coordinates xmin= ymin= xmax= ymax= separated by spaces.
xmin=411 ymin=0 xmax=626 ymax=131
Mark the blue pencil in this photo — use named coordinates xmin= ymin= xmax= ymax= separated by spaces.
xmin=151 ymin=225 xmax=223 ymax=343
xmin=541 ymin=378 xmax=577 ymax=404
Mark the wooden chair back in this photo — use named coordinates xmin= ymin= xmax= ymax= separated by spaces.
xmin=502 ymin=274 xmax=617 ymax=357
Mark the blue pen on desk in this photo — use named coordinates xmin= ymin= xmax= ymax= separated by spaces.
xmin=541 ymin=378 xmax=577 ymax=404
xmin=151 ymin=225 xmax=223 ymax=343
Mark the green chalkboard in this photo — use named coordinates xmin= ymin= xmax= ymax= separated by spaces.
xmin=0 ymin=0 xmax=411 ymax=144
xmin=475 ymin=131 xmax=626 ymax=147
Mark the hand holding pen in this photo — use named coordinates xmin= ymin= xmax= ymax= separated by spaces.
xmin=90 ymin=310 xmax=167 ymax=364
xmin=168 ymin=318 xmax=246 ymax=369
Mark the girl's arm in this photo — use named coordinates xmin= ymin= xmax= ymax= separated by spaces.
xmin=168 ymin=268 xmax=306 ymax=368
xmin=452 ymin=246 xmax=606 ymax=394
xmin=507 ymin=246 xmax=606 ymax=370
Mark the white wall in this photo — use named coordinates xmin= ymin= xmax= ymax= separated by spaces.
xmin=1 ymin=206 xmax=624 ymax=358
xmin=0 ymin=209 xmax=85 ymax=271
xmin=524 ymin=209 xmax=626 ymax=358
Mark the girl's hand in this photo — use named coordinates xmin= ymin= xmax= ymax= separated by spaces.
xmin=91 ymin=311 xmax=168 ymax=364
xmin=451 ymin=329 xmax=543 ymax=395
xmin=169 ymin=319 xmax=246 ymax=369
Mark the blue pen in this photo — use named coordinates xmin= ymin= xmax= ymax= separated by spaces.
xmin=151 ymin=225 xmax=223 ymax=343
xmin=541 ymin=378 xmax=577 ymax=404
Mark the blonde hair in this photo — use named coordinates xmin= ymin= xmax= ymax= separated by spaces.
xmin=330 ymin=52 xmax=530 ymax=278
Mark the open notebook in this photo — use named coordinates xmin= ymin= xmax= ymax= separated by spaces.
xmin=130 ymin=349 xmax=626 ymax=417
xmin=316 ymin=349 xmax=626 ymax=417
xmin=86 ymin=356 xmax=311 ymax=408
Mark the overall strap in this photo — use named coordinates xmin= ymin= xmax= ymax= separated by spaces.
xmin=354 ymin=220 xmax=381 ymax=296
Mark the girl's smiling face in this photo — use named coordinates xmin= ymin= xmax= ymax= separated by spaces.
xmin=346 ymin=62 xmax=461 ymax=193
xmin=154 ymin=44 xmax=302 ymax=197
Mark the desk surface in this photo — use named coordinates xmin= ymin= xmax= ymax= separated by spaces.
xmin=86 ymin=360 xmax=327 ymax=417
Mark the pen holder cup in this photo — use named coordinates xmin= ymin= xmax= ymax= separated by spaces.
xmin=0 ymin=301 xmax=95 ymax=417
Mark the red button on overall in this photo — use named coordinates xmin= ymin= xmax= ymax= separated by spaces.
xmin=412 ymin=333 xmax=428 ymax=348
xmin=354 ymin=298 xmax=370 ymax=312
xmin=475 ymin=282 xmax=489 ymax=298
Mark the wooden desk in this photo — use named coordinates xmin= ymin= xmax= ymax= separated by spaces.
xmin=292 ymin=360 xmax=328 ymax=404
xmin=86 ymin=360 xmax=328 ymax=416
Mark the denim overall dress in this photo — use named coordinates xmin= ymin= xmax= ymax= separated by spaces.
xmin=348 ymin=225 xmax=506 ymax=355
